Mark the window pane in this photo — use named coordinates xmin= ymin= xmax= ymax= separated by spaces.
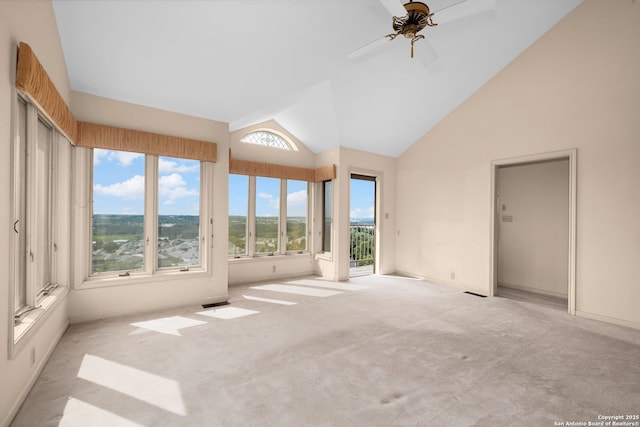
xmin=15 ymin=99 xmax=27 ymax=310
xmin=240 ymin=131 xmax=293 ymax=150
xmin=323 ymin=180 xmax=332 ymax=252
xmin=228 ymin=174 xmax=248 ymax=256
xmin=286 ymin=180 xmax=307 ymax=252
xmin=92 ymin=149 xmax=145 ymax=274
xmin=158 ymin=157 xmax=200 ymax=268
xmin=34 ymin=118 xmax=52 ymax=293
xmin=255 ymin=177 xmax=280 ymax=254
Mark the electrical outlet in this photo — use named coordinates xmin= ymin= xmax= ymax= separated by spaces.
xmin=272 ymin=265 xmax=276 ymax=273
xmin=451 ymin=272 xmax=455 ymax=280
xmin=30 ymin=347 xmax=35 ymax=367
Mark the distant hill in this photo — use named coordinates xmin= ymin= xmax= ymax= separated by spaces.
xmin=350 ymin=217 xmax=374 ymax=225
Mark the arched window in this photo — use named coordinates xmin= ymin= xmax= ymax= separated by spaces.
xmin=240 ymin=130 xmax=296 ymax=151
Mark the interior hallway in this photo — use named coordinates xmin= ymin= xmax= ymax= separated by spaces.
xmin=12 ymin=275 xmax=640 ymax=426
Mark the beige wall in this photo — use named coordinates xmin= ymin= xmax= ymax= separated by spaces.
xmin=338 ymin=148 xmax=397 ymax=279
xmin=227 ymin=120 xmax=318 ymax=285
xmin=313 ymin=147 xmax=341 ymax=279
xmin=396 ymin=0 xmax=640 ymax=327
xmin=498 ymin=160 xmax=569 ymax=298
xmin=0 ymin=1 xmax=72 ymax=425
xmin=69 ymin=92 xmax=230 ymax=322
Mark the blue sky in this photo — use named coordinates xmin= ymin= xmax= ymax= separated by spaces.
xmin=229 ymin=175 xmax=375 ymax=219
xmin=93 ymin=150 xmax=374 ymax=219
xmin=93 ymin=149 xmax=200 ymax=215
xmin=228 ymin=176 xmax=308 ymax=217
xmin=350 ymin=179 xmax=375 ymax=219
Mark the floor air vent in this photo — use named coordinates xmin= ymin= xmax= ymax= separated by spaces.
xmin=202 ymin=301 xmax=230 ymax=309
xmin=464 ymin=291 xmax=487 ymax=298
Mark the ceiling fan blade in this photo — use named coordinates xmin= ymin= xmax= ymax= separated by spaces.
xmin=377 ymin=0 xmax=407 ymax=17
xmin=347 ymin=36 xmax=391 ymax=60
xmin=413 ymin=39 xmax=439 ymax=68
xmin=434 ymin=0 xmax=496 ymax=24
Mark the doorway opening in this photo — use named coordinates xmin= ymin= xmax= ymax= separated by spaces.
xmin=350 ymin=174 xmax=376 ymax=277
xmin=490 ymin=150 xmax=577 ymax=314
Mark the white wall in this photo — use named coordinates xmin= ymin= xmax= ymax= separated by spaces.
xmin=396 ymin=0 xmax=640 ymax=328
xmin=69 ymin=92 xmax=230 ymax=322
xmin=229 ymin=255 xmax=315 ymax=286
xmin=498 ymin=160 xmax=569 ymax=298
xmin=0 ymin=2 xmax=72 ymax=425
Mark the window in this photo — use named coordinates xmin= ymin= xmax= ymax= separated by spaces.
xmin=11 ymin=95 xmax=68 ymax=348
xmin=228 ymin=175 xmax=309 ymax=258
xmin=228 ymin=174 xmax=249 ymax=256
xmin=33 ymin=117 xmax=55 ymax=297
xmin=91 ymin=151 xmax=207 ymax=276
xmin=240 ymin=130 xmax=295 ymax=151
xmin=255 ymin=176 xmax=280 ymax=254
xmin=14 ymin=97 xmax=28 ymax=311
xmin=92 ymin=149 xmax=145 ymax=274
xmin=322 ymin=180 xmax=332 ymax=252
xmin=157 ymin=156 xmax=201 ymax=269
xmin=13 ymin=100 xmax=56 ymax=312
xmin=286 ymin=179 xmax=308 ymax=252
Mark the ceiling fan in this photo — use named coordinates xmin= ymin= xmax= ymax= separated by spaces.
xmin=348 ymin=0 xmax=495 ymax=62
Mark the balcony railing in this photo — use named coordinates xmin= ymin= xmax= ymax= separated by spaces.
xmin=350 ymin=224 xmax=375 ymax=275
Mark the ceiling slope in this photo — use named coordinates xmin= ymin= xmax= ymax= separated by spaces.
xmin=52 ymin=0 xmax=582 ymax=157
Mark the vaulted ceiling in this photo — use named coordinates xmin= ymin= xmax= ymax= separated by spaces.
xmin=52 ymin=0 xmax=582 ymax=157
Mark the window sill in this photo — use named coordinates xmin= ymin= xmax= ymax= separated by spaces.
xmin=79 ymin=267 xmax=210 ymax=290
xmin=315 ymin=252 xmax=332 ymax=262
xmin=12 ymin=285 xmax=69 ymax=359
xmin=229 ymin=252 xmax=312 ymax=264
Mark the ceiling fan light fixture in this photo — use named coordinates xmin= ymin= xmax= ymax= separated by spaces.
xmin=388 ymin=1 xmax=437 ymax=58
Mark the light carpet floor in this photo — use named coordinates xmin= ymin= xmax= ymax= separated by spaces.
xmin=12 ymin=275 xmax=640 ymax=426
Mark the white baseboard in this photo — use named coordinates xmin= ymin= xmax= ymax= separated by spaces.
xmin=576 ymin=310 xmax=640 ymax=331
xmin=394 ymin=270 xmax=486 ymax=293
xmin=3 ymin=319 xmax=69 ymax=427
xmin=498 ymin=281 xmax=568 ymax=299
xmin=69 ymin=292 xmax=229 ymax=324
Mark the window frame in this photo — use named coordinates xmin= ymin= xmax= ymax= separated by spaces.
xmin=76 ymin=148 xmax=214 ymax=287
xmin=322 ymin=180 xmax=333 ymax=253
xmin=254 ymin=176 xmax=281 ymax=256
xmin=284 ymin=179 xmax=309 ymax=254
xmin=240 ymin=129 xmax=297 ymax=151
xmin=90 ymin=149 xmax=147 ymax=276
xmin=228 ymin=173 xmax=250 ymax=257
xmin=9 ymin=93 xmax=69 ymax=358
xmin=156 ymin=156 xmax=204 ymax=271
xmin=228 ymin=175 xmax=311 ymax=259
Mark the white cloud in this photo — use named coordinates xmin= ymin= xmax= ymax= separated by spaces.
xmin=94 ymin=175 xmax=145 ymax=200
xmin=93 ymin=149 xmax=143 ymax=167
xmin=93 ymin=148 xmax=109 ymax=166
xmin=114 ymin=151 xmax=144 ymax=166
xmin=258 ymin=192 xmax=273 ymax=200
xmin=159 ymin=159 xmax=199 ymax=173
xmin=284 ymin=190 xmax=308 ymax=216
xmin=287 ymin=190 xmax=307 ymax=205
xmin=159 ymin=173 xmax=198 ymax=205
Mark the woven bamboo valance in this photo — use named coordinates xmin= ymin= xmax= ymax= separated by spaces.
xmin=77 ymin=121 xmax=217 ymax=163
xmin=16 ymin=42 xmax=79 ymax=143
xmin=229 ymin=152 xmax=335 ymax=182
xmin=314 ymin=164 xmax=337 ymax=182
